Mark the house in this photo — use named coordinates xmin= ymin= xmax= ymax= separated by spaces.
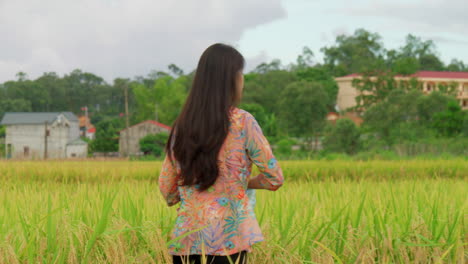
xmin=78 ymin=115 xmax=96 ymax=140
xmin=86 ymin=127 xmax=96 ymax=140
xmin=335 ymin=71 xmax=468 ymax=111
xmin=0 ymin=112 xmax=87 ymax=159
xmin=119 ymin=120 xmax=171 ymax=156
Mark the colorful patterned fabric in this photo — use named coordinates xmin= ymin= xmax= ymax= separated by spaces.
xmin=159 ymin=107 xmax=284 ymax=256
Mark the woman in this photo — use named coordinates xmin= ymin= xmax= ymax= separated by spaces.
xmin=159 ymin=43 xmax=284 ymax=264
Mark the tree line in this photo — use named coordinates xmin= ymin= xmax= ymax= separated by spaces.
xmin=1 ymin=28 xmax=467 ymax=158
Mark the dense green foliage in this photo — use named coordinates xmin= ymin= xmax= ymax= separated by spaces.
xmin=139 ymin=133 xmax=169 ymax=157
xmin=323 ymin=118 xmax=361 ymax=154
xmin=0 ymin=28 xmax=467 ymax=157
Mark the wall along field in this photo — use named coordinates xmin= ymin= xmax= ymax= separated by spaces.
xmin=0 ymin=160 xmax=466 ymax=263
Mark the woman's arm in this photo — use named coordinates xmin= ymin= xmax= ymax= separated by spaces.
xmin=158 ymin=154 xmax=181 ymax=206
xmin=248 ymin=175 xmax=269 ymax=189
xmin=244 ymin=112 xmax=284 ymax=191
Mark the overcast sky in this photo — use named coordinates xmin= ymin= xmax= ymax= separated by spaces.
xmin=1 ymin=0 xmax=467 ymax=83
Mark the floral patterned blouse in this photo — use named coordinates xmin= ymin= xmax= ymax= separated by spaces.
xmin=159 ymin=107 xmax=284 ymax=256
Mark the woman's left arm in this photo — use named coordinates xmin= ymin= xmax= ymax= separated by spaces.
xmin=159 ymin=154 xmax=181 ymax=207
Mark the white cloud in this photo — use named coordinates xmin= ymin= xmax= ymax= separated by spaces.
xmin=0 ymin=0 xmax=286 ymax=82
xmin=244 ymin=50 xmax=271 ymax=72
xmin=340 ymin=0 xmax=468 ymax=36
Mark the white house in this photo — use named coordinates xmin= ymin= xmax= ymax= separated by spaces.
xmin=1 ymin=112 xmax=87 ymax=159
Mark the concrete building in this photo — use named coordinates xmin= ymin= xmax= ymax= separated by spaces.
xmin=335 ymin=71 xmax=468 ymax=111
xmin=119 ymin=120 xmax=171 ymax=156
xmin=0 ymin=112 xmax=87 ymax=159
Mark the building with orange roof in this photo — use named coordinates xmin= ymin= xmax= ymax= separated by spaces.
xmin=335 ymin=71 xmax=468 ymax=111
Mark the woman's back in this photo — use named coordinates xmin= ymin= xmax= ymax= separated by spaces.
xmin=159 ymin=107 xmax=284 ymax=256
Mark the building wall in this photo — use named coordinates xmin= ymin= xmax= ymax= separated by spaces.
xmin=119 ymin=122 xmax=170 ymax=156
xmin=69 ymin=121 xmax=80 ymax=141
xmin=336 ymin=77 xmax=468 ymax=111
xmin=336 ymin=80 xmax=359 ymax=111
xmin=66 ymin=144 xmax=88 ymax=158
xmin=5 ymin=122 xmax=71 ymax=159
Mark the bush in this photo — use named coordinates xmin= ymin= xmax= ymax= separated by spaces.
xmin=432 ymin=101 xmax=465 ymax=137
xmin=323 ymin=118 xmax=361 ymax=154
xmin=139 ymin=132 xmax=169 ymax=157
xmin=275 ymin=137 xmax=297 ymax=157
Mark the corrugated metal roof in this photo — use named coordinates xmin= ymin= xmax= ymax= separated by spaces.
xmin=0 ymin=112 xmax=78 ymax=125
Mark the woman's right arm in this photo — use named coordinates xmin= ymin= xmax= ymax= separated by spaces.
xmin=244 ymin=112 xmax=284 ymax=191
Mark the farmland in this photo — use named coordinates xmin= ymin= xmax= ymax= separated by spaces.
xmin=0 ymin=159 xmax=466 ymax=263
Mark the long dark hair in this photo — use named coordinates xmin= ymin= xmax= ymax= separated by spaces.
xmin=165 ymin=43 xmax=245 ymax=191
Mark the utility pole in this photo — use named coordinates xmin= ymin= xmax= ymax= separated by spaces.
xmin=124 ymin=83 xmax=130 ymax=157
xmin=44 ymin=121 xmax=48 ymax=159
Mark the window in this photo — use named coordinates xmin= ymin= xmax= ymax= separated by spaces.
xmin=464 ymin=83 xmax=468 ymax=92
xmin=463 ymin=100 xmax=468 ymax=107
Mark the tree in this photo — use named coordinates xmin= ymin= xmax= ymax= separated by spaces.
xmin=363 ymin=90 xmax=424 ymax=144
xmin=295 ymin=66 xmax=338 ymax=108
xmin=419 ymin=54 xmax=444 ymax=71
xmin=89 ymin=117 xmax=124 ymax=152
xmin=253 ymin=59 xmax=282 ymax=74
xmin=321 ymin=28 xmax=386 ymax=76
xmin=139 ymin=132 xmax=169 ymax=157
xmin=242 ymin=70 xmax=298 ymax=116
xmin=392 ymin=57 xmax=419 ymax=75
xmin=0 ymin=125 xmax=5 ymax=138
xmin=323 ymin=118 xmax=361 ymax=154
xmin=168 ymin=64 xmax=184 ymax=76
xmin=446 ymin=59 xmax=467 ymax=72
xmin=392 ymin=34 xmax=444 ymax=71
xmin=0 ymin=98 xmax=32 ymax=118
xmin=275 ymin=138 xmax=297 ymax=157
xmin=432 ymin=101 xmax=464 ymax=137
xmin=279 ymin=81 xmax=329 ymax=140
xmin=416 ymin=92 xmax=455 ymax=124
xmin=291 ymin=46 xmax=315 ymax=71
xmin=132 ymin=75 xmax=187 ymax=126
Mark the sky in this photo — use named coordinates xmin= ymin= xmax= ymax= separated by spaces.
xmin=0 ymin=0 xmax=467 ymax=83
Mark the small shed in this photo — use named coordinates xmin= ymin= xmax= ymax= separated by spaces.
xmin=66 ymin=138 xmax=88 ymax=158
xmin=119 ymin=120 xmax=171 ymax=156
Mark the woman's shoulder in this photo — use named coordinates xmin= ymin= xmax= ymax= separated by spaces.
xmin=231 ymin=108 xmax=257 ymax=128
xmin=231 ymin=107 xmax=254 ymax=120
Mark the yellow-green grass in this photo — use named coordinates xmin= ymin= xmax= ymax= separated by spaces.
xmin=0 ymin=160 xmax=466 ymax=263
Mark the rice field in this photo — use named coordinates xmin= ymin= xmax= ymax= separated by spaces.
xmin=0 ymin=159 xmax=466 ymax=263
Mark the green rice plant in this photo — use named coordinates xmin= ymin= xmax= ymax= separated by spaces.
xmin=0 ymin=160 xmax=465 ymax=263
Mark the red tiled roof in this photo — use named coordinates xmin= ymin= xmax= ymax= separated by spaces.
xmin=147 ymin=120 xmax=171 ymax=130
xmin=410 ymin=71 xmax=468 ymax=79
xmin=87 ymin=127 xmax=96 ymax=133
xmin=119 ymin=120 xmax=171 ymax=133
xmin=338 ymin=71 xmax=468 ymax=79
